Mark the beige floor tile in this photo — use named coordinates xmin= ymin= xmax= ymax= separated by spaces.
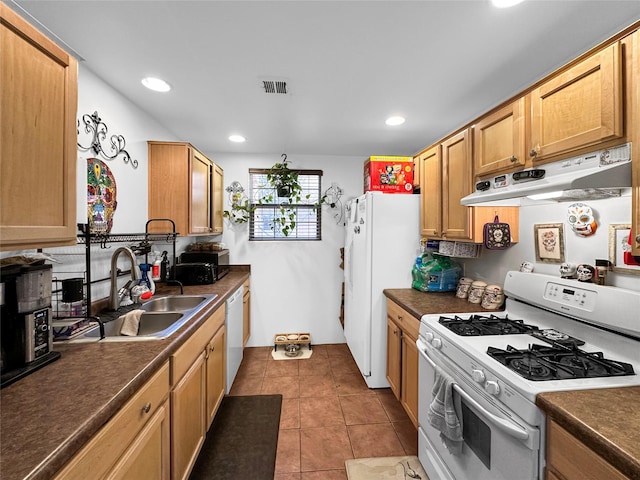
xmin=300 ymin=426 xmax=354 ymax=471
xmin=347 ymin=423 xmax=406 ymax=458
xmin=276 ymin=429 xmax=301 ymax=473
xmin=300 ymin=396 xmax=345 ymax=428
xmin=339 ymin=394 xmax=389 ymax=425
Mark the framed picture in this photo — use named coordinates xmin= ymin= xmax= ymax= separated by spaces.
xmin=608 ymin=224 xmax=640 ymax=274
xmin=534 ymin=223 xmax=565 ymax=263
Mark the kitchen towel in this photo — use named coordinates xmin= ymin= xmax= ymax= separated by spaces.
xmin=119 ymin=309 xmax=144 ymax=336
xmin=427 ymin=366 xmax=464 ymax=455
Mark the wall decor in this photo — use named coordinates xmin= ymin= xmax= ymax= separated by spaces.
xmin=77 ymin=111 xmax=138 ymax=168
xmin=608 ymin=224 xmax=640 ymax=274
xmin=534 ymin=223 xmax=565 ymax=263
xmin=566 ymin=202 xmax=597 ymax=237
xmin=87 ymin=158 xmax=117 ymax=234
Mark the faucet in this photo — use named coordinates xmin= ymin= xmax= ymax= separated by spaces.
xmin=109 ymin=247 xmax=140 ymax=310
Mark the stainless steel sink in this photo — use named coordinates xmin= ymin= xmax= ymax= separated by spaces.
xmin=66 ymin=293 xmax=218 ymax=342
xmin=139 ymin=295 xmax=209 ymax=312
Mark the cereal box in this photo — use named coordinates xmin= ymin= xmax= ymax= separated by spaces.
xmin=364 ymin=156 xmax=414 ymax=193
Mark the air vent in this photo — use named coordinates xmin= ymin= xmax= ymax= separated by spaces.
xmin=262 ymin=80 xmax=288 ymax=94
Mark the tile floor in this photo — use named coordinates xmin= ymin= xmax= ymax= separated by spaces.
xmin=229 ymin=344 xmax=418 ymax=479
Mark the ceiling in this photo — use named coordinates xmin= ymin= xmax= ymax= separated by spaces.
xmin=9 ymin=0 xmax=640 ymax=158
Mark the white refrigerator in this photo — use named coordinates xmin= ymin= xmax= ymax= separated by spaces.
xmin=343 ymin=191 xmax=420 ymax=388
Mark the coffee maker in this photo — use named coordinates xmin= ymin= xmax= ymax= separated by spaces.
xmin=1 ymin=263 xmax=60 ymax=389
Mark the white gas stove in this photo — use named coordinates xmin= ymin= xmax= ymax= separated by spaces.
xmin=416 ymin=271 xmax=640 ymax=480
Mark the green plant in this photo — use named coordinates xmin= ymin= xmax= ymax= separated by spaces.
xmin=223 ymin=197 xmax=255 ymax=224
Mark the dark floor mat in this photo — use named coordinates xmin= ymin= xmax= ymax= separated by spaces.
xmin=189 ymin=394 xmax=283 ymax=480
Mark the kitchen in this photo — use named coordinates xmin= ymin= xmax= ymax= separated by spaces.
xmin=2 ymin=1 xmax=640 ymax=479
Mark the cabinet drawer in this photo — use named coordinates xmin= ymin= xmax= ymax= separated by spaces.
xmin=546 ymin=420 xmax=629 ymax=480
xmin=54 ymin=362 xmax=170 ymax=480
xmin=386 ymin=299 xmax=419 ymax=340
xmin=172 ymin=306 xmax=225 ymax=384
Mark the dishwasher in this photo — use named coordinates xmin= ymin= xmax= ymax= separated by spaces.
xmin=225 ymin=285 xmax=244 ymax=393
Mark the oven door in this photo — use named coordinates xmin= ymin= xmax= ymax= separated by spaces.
xmin=417 ymin=338 xmax=540 ymax=480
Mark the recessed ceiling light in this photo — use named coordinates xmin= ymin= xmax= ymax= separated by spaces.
xmin=228 ymin=134 xmax=246 ymax=143
xmin=385 ymin=116 xmax=405 ymax=126
xmin=492 ymin=0 xmax=525 ymax=7
xmin=141 ymin=77 xmax=171 ymax=92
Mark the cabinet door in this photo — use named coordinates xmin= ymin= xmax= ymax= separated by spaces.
xmin=401 ymin=331 xmax=419 ymax=429
xmin=243 ymin=280 xmax=251 ymax=346
xmin=413 ymin=154 xmax=421 ymax=190
xmin=171 ymin=352 xmax=206 ymax=480
xmin=190 ymin=149 xmax=212 ymax=234
xmin=473 ymin=98 xmax=526 ymax=177
xmin=419 ymin=146 xmax=443 ymax=238
xmin=109 ymin=401 xmax=170 ymax=480
xmin=386 ymin=317 xmax=402 ymax=400
xmin=630 ymin=30 xmax=640 ymax=257
xmin=211 ymin=163 xmax=224 ymax=234
xmin=205 ymin=325 xmax=226 ymax=429
xmin=0 ymin=4 xmax=78 ymax=250
xmin=442 ymin=129 xmax=472 ymax=240
xmin=530 ymin=42 xmax=623 ymax=162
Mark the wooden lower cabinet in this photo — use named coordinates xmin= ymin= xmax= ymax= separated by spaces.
xmin=53 ymin=363 xmax=170 ymax=480
xmin=171 ymin=305 xmax=226 ymax=480
xmin=243 ymin=278 xmax=251 ymax=346
xmin=386 ymin=299 xmax=419 ymax=428
xmin=545 ymin=419 xmax=629 ymax=480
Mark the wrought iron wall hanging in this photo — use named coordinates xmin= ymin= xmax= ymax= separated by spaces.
xmin=77 ymin=111 xmax=138 ymax=168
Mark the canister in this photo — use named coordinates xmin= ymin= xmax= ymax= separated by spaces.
xmin=468 ymin=280 xmax=487 ymax=304
xmin=481 ymin=284 xmax=505 ymax=310
xmin=455 ymin=277 xmax=474 ymax=299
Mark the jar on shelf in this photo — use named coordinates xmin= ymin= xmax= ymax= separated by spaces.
xmin=468 ymin=280 xmax=487 ymax=304
xmin=455 ymin=277 xmax=474 ymax=299
xmin=481 ymin=284 xmax=505 ymax=310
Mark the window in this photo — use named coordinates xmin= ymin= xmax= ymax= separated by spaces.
xmin=248 ymin=169 xmax=322 ymax=240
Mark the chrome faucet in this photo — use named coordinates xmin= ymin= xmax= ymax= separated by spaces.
xmin=109 ymin=247 xmax=139 ymax=310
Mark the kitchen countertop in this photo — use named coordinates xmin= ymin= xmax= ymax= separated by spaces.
xmin=0 ymin=267 xmax=249 ymax=480
xmin=537 ymin=388 xmax=640 ymax=479
xmin=383 ymin=288 xmax=502 ymax=318
xmin=385 ymin=288 xmax=640 ymax=480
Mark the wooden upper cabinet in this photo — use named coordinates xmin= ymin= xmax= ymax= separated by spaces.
xmin=211 ymin=163 xmax=224 ymax=235
xmin=473 ymin=98 xmax=526 ymax=177
xmin=1 ymin=4 xmax=78 ymax=250
xmin=419 ymin=146 xmax=442 ymax=237
xmin=529 ymin=42 xmax=623 ymax=162
xmin=412 ymin=154 xmax=421 ymax=190
xmin=627 ymin=29 xmax=640 ymax=257
xmin=442 ymin=129 xmax=473 ymax=240
xmin=148 ymin=141 xmax=222 ymax=236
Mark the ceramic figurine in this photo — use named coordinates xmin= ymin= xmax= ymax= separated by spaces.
xmin=481 ymin=285 xmax=505 ymax=310
xmin=567 ymin=202 xmax=597 ymax=237
xmin=456 ymin=277 xmax=474 ymax=299
xmin=576 ymin=264 xmax=596 ymax=282
xmin=559 ymin=262 xmax=577 ymax=279
xmin=519 ymin=261 xmax=534 ymax=273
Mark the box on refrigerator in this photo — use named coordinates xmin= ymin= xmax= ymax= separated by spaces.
xmin=364 ymin=156 xmax=414 ymax=193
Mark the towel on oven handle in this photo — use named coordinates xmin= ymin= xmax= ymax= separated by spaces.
xmin=427 ymin=366 xmax=464 ymax=455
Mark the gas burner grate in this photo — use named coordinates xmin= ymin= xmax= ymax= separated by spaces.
xmin=438 ymin=314 xmax=538 ymax=336
xmin=487 ymin=344 xmax=635 ymax=381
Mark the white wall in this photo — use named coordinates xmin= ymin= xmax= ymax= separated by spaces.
xmin=462 ymin=193 xmax=640 ymax=292
xmin=212 ymin=152 xmax=364 ymax=346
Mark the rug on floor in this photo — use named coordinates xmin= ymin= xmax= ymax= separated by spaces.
xmin=271 ymin=345 xmax=313 ymax=360
xmin=189 ymin=394 xmax=282 ymax=480
xmin=345 ymin=456 xmax=428 ymax=480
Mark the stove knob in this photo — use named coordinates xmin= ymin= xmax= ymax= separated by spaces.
xmin=485 ymin=380 xmax=500 ymax=396
xmin=424 ymin=332 xmax=434 ymax=342
xmin=472 ymin=369 xmax=486 ymax=383
xmin=432 ymin=338 xmax=442 ymax=349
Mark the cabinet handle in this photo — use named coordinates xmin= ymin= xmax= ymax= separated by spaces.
xmin=510 ymin=155 xmax=518 ymax=163
xmin=529 ymin=148 xmax=539 ymax=158
xmin=142 ymin=402 xmax=151 ymax=414
xmin=210 ymin=345 xmax=215 ymax=352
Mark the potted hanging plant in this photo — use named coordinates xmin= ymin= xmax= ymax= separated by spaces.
xmin=265 ymin=154 xmax=302 ymax=198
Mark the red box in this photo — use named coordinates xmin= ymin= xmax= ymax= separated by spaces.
xmin=364 ymin=156 xmax=414 ymax=193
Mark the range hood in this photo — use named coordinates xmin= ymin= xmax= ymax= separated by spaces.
xmin=461 ymin=143 xmax=632 ymax=206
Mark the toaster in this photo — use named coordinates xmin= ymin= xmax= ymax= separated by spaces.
xmin=172 ymin=263 xmax=216 ymax=285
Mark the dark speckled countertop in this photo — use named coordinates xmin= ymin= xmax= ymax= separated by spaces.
xmin=386 ymin=288 xmax=640 ymax=480
xmin=383 ymin=288 xmax=502 ymax=318
xmin=0 ymin=267 xmax=249 ymax=480
xmin=537 ymin=388 xmax=640 ymax=479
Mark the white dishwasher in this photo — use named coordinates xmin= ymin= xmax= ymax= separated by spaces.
xmin=225 ymin=285 xmax=244 ymax=393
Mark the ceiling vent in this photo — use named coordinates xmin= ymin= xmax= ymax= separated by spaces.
xmin=261 ymin=79 xmax=288 ymax=94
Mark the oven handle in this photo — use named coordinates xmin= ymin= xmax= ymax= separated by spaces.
xmin=417 ymin=339 xmax=530 ymax=442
